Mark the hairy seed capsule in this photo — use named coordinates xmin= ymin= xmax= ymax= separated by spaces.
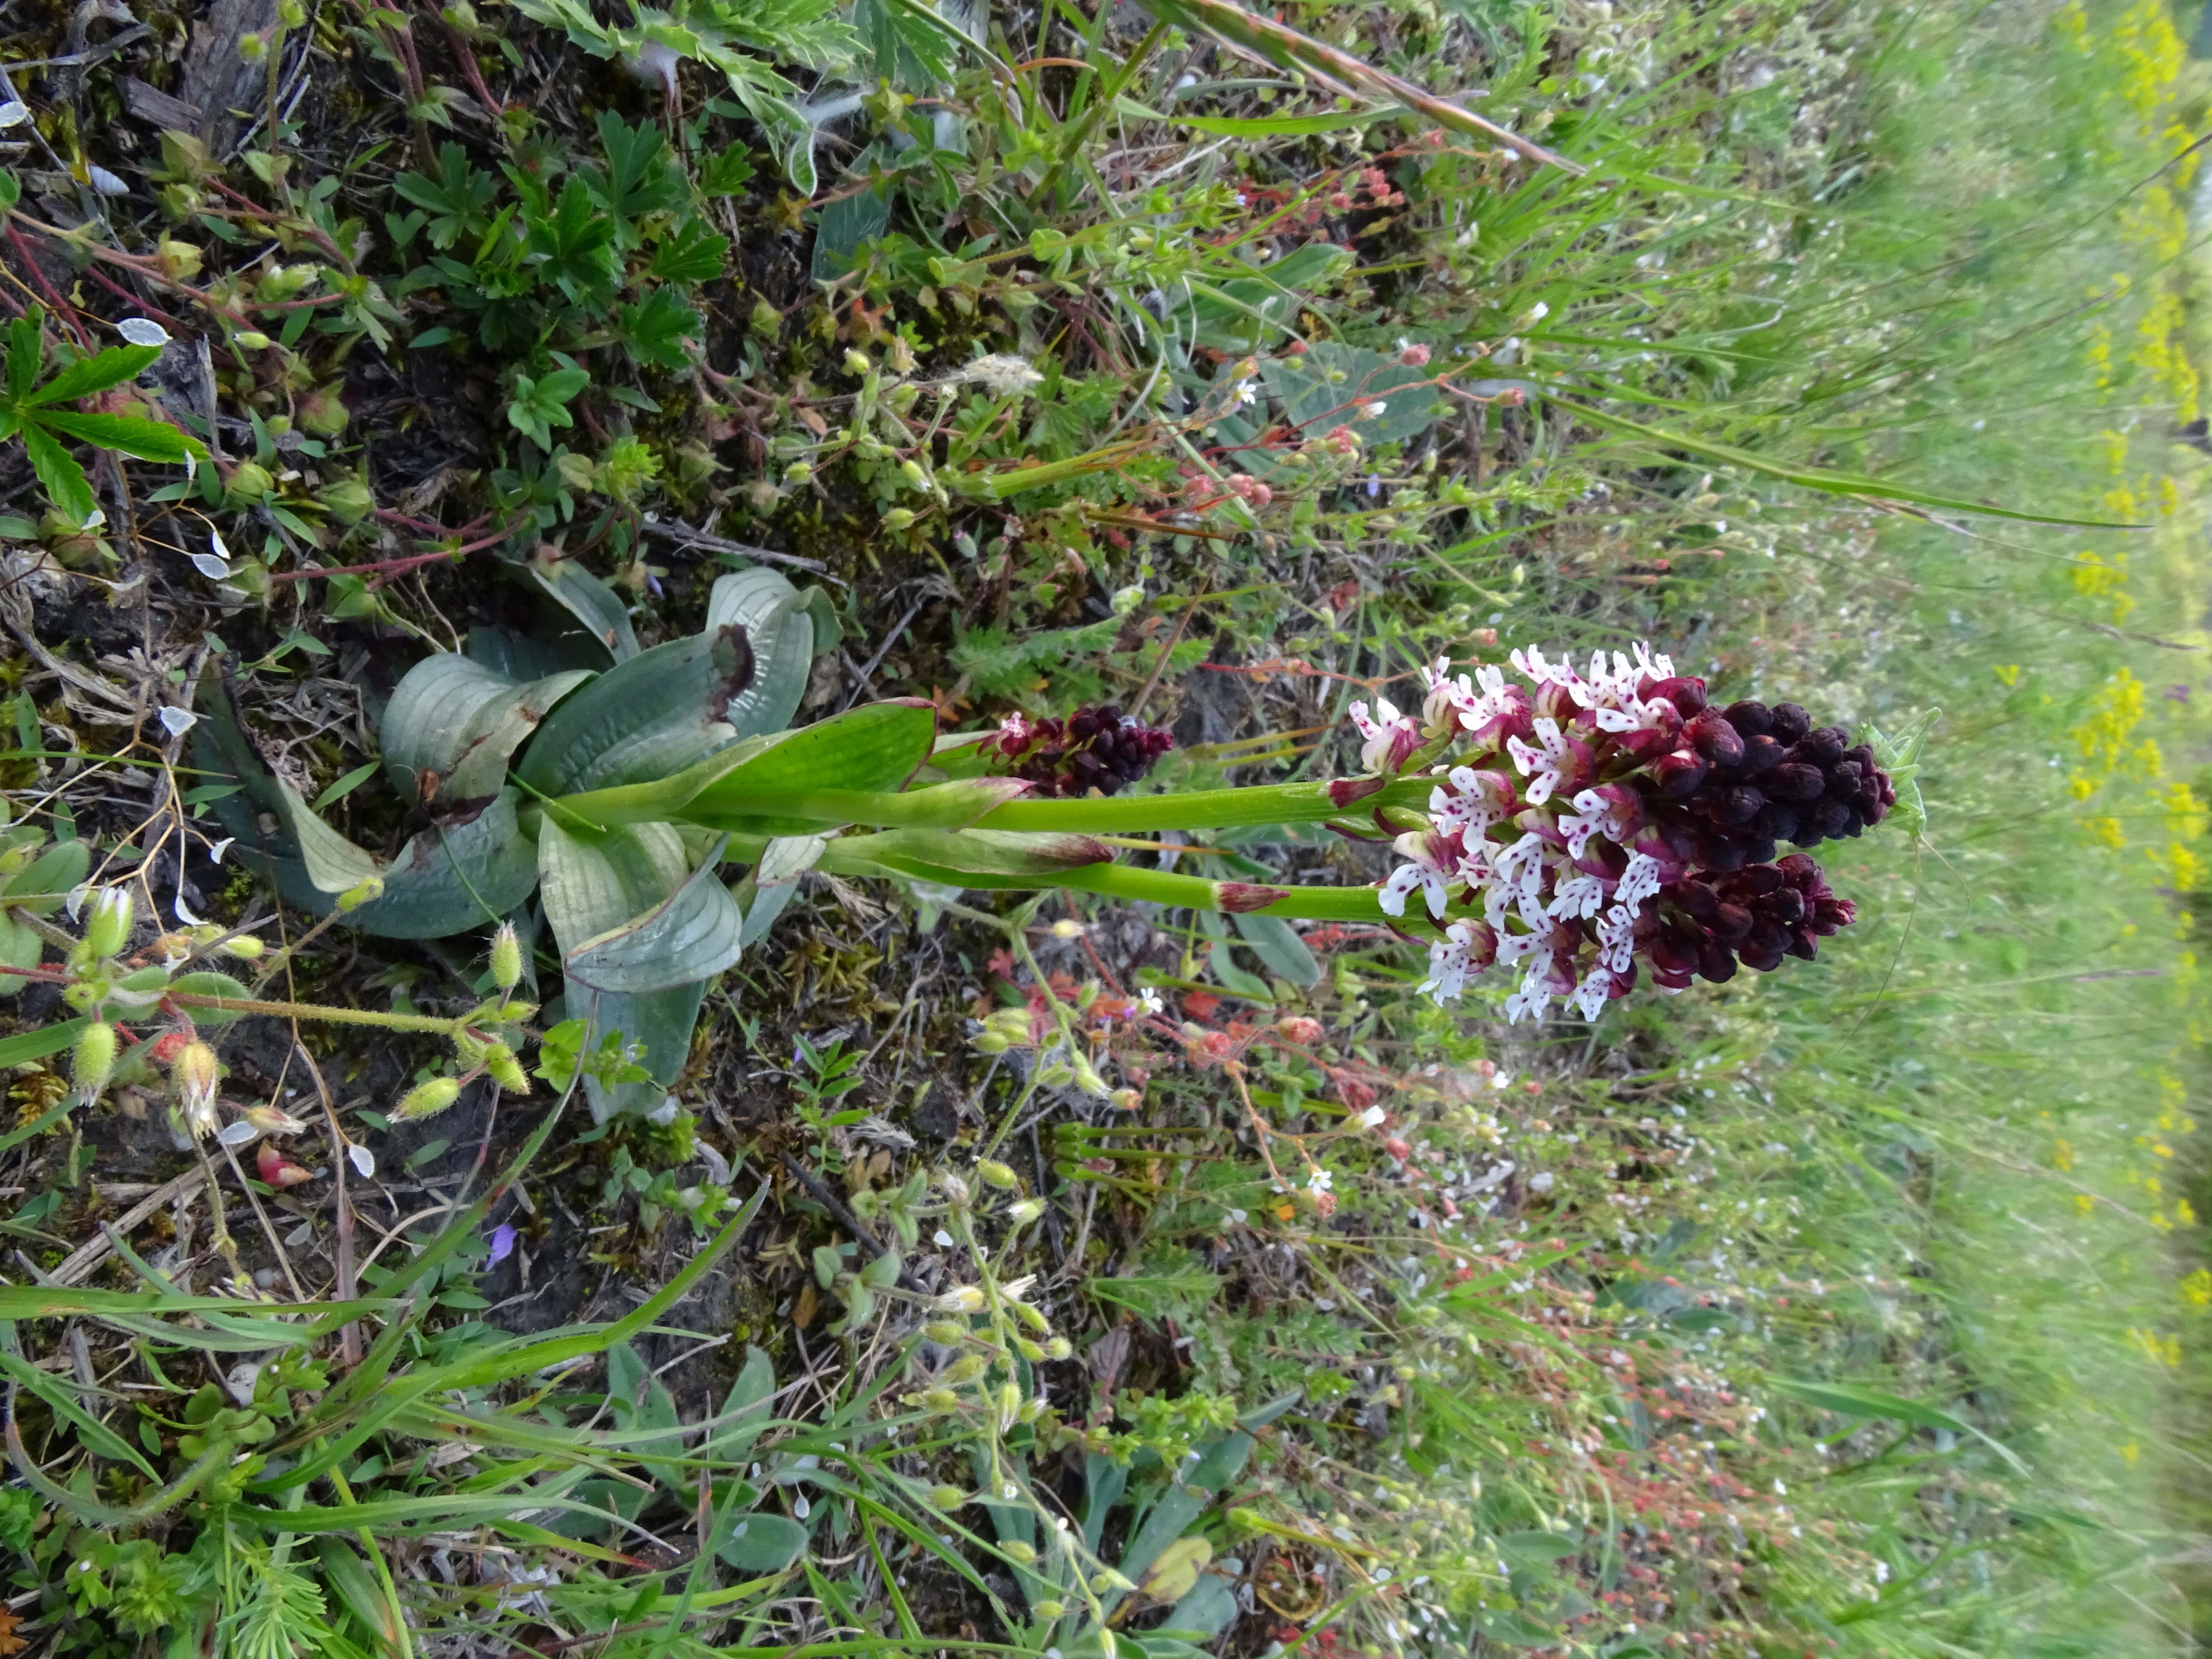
xmin=1001 ymin=1540 xmax=1036 ymax=1565
xmin=929 ymin=1485 xmax=967 ymax=1511
xmin=489 ymin=922 xmax=523 ymax=991
xmin=977 ymin=1158 xmax=1019 ymax=1190
xmin=396 ymin=1076 xmax=462 ymax=1121
xmin=73 ymin=1022 xmax=118 ymax=1098
xmin=172 ymin=1041 xmax=221 ymax=1138
xmin=923 ymin=1319 xmax=968 ymax=1346
xmin=484 ymin=1041 xmax=530 ymax=1096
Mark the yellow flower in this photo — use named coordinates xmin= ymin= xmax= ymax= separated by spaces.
xmin=2121 ymin=1439 xmax=2141 ymax=1466
xmin=2181 ymin=1269 xmax=2212 ymax=1309
xmin=1993 ymin=664 xmax=2022 ymax=687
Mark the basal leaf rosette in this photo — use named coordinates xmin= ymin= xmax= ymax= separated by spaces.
xmin=1357 ymin=643 xmax=1894 ymax=1022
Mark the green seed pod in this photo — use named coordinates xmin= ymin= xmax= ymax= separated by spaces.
xmin=72 ymin=1021 xmax=117 ymax=1097
xmin=335 ymin=876 xmax=385 ymax=912
xmin=224 ymin=461 xmax=274 ymax=505
xmin=1034 ymin=1600 xmax=1066 ymax=1619
xmin=928 ymin=1484 xmax=966 ymax=1510
xmin=1044 ymin=1336 xmax=1073 ymax=1361
xmin=923 ymin=1319 xmax=968 ymax=1346
xmin=484 ymin=1041 xmax=530 ymax=1096
xmin=396 ymin=1076 xmax=462 ymax=1121
xmin=83 ymin=888 xmax=133 ymax=959
xmin=173 ymin=1041 xmax=221 ymax=1138
xmin=922 ymin=1388 xmax=961 ymax=1413
xmin=880 ymin=508 xmax=916 ymax=533
xmin=235 ymin=330 xmax=273 ymax=350
xmin=318 ymin=477 xmax=373 ymax=525
xmin=1015 ymin=1336 xmax=1045 ymax=1362
xmin=215 ymin=934 xmax=265 ymax=960
xmin=1001 ymin=1540 xmax=1036 ymax=1565
xmin=943 ymin=1354 xmax=989 ymax=1385
xmin=997 ymin=1379 xmax=1022 ymax=1421
xmin=1014 ymin=1301 xmax=1051 ymax=1335
xmin=298 ymin=384 xmax=349 ymax=436
xmin=489 ymin=922 xmax=523 ymax=991
xmin=1007 ymin=1197 xmax=1045 ymax=1225
xmin=977 ymin=1159 xmax=1019 ymax=1190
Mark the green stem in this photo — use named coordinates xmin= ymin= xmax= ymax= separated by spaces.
xmin=165 ymin=992 xmax=469 ymax=1033
xmin=1048 ymin=862 xmax=1394 ymax=922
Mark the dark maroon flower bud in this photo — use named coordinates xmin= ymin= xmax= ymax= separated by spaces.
xmin=1741 ymin=835 xmax=1776 ymax=865
xmin=1647 ymin=676 xmax=1708 ymax=716
xmin=1671 ymin=878 xmax=1718 ymax=921
xmin=1696 ymin=940 xmax=1738 ymax=982
xmin=1068 ymin=710 xmax=1100 ymax=741
xmin=1739 ymin=733 xmax=1785 ymax=774
xmin=1797 ymin=725 xmax=1848 ymax=765
xmin=1799 ymin=798 xmax=1850 ymax=842
xmin=1752 ymin=803 xmax=1799 ymax=844
xmin=1827 ymin=760 xmax=1863 ymax=792
xmin=1700 ymin=836 xmax=1747 ymax=873
xmin=1769 ymin=703 xmax=1811 ymax=742
xmin=1722 ymin=699 xmax=1773 ymax=737
xmin=1685 ymin=710 xmax=1745 ymax=767
xmin=1712 ymin=902 xmax=1754 ymax=940
xmin=1715 ymin=786 xmax=1764 ymax=827
xmin=1725 ymin=864 xmax=1783 ymax=899
xmin=1219 ymin=882 xmax=1288 ymax=913
xmin=1811 ymin=896 xmax=1856 ymax=933
xmin=1767 ymin=887 xmax=1805 ymax=924
xmin=1650 ymin=928 xmax=1700 ymax=975
xmin=1776 ymin=852 xmax=1821 ymax=889
xmin=1738 ymin=942 xmax=1786 ymax=972
xmin=1769 ymin=763 xmax=1826 ymax=802
xmin=1655 ymin=750 xmax=1708 ymax=797
xmin=1329 ymin=776 xmax=1387 ymax=809
xmin=1745 ymin=917 xmax=1790 ymax=956
xmin=1785 ymin=927 xmax=1819 ymax=961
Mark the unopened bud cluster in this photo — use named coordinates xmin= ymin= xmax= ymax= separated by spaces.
xmin=977 ymin=704 xmax=1175 ymax=798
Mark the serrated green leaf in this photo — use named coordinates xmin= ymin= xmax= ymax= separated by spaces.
xmin=35 ymin=409 xmax=205 ymax=466
xmin=21 ymin=422 xmax=95 ymax=523
xmin=617 ymin=285 xmax=701 ymax=371
xmin=24 ymin=344 xmax=162 ymax=407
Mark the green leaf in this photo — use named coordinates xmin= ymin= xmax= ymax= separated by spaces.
xmin=1230 ymin=911 xmax=1319 ymax=986
xmin=5 ymin=836 xmax=89 ymax=914
xmin=5 ymin=313 xmax=41 ymax=403
xmin=649 ymin=217 xmax=733 ymax=284
xmin=380 ymin=652 xmax=592 ymax=809
xmin=393 ymin=143 xmax=499 ymax=249
xmin=21 ymin=421 xmax=96 ymax=523
xmin=1114 ymin=95 xmax=1397 ymax=137
xmin=1765 ymin=1378 xmax=2028 ymax=1473
xmin=525 ymin=176 xmax=622 ymax=309
xmin=0 ymin=1348 xmax=159 ymax=1476
xmin=513 ymin=554 xmax=640 ymax=665
xmin=1558 ymin=399 xmax=2148 ymax=527
xmin=835 ymin=827 xmax=1112 ymax=886
xmin=698 ymin=145 xmax=756 ymax=195
xmin=577 ymin=981 xmax=706 ymax=1121
xmin=0 ymin=1016 xmax=88 ymax=1069
xmin=24 ymin=344 xmax=162 ymax=408
xmin=718 ymin=1511 xmax=809 ymax=1573
xmin=0 ymin=914 xmax=40 ymax=995
xmin=1177 ymin=241 xmax=1352 ymax=352
xmin=706 ymin=568 xmax=814 ymax=736
xmin=589 ymin=110 xmax=689 ymax=233
xmin=312 ymin=760 xmax=382 ymax=810
xmin=35 ymin=409 xmax=207 ymax=466
xmin=1260 ymin=341 xmax=1444 ymax=452
xmin=563 ymin=835 xmax=745 ymax=996
xmin=669 ymin=700 xmax=938 ymax=832
xmin=616 ymin=285 xmax=701 ymax=372
xmin=517 ymin=624 xmax=755 ymax=797
xmin=707 ymin=1345 xmax=778 ymax=1458
xmin=167 ymin=971 xmax=255 ymax=1025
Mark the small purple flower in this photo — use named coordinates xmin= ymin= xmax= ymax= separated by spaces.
xmin=487 ymin=1221 xmax=518 ymax=1266
xmin=1365 ymin=474 xmax=1382 ymax=498
xmin=2168 ymin=683 xmax=2191 ymax=704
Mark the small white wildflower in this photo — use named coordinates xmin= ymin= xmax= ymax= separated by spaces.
xmin=1133 ymin=988 xmax=1164 ymax=1016
xmin=118 ymin=317 xmax=170 ymax=347
xmin=933 ymin=1228 xmax=955 ymax=1247
xmin=1307 ymin=1167 xmax=1333 ymax=1193
xmin=1358 ymin=399 xmax=1387 ymax=420
xmin=1359 ymin=1106 xmax=1386 ymax=1128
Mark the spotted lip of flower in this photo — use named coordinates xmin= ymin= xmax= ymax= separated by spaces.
xmin=1349 ymin=698 xmax=1421 ymax=774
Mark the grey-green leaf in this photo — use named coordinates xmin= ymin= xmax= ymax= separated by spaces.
xmin=517 ymin=626 xmax=755 ymax=797
xmin=718 ymin=1512 xmax=809 ymax=1574
xmin=1231 ymin=911 xmax=1320 ymax=986
xmin=381 ymin=654 xmax=591 ymax=809
xmin=518 ymin=553 xmax=640 ymax=664
xmin=707 ymin=568 xmax=814 ymax=737
xmin=565 ymin=838 xmax=744 ymax=995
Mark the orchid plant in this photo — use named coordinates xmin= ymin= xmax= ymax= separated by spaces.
xmin=16 ymin=566 xmax=1895 ymax=1132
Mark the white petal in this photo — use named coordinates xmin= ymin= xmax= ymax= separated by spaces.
xmin=174 ymin=890 xmax=207 ymax=927
xmin=117 ymin=318 xmax=169 ymax=347
xmin=157 ymin=706 xmax=198 ymax=736
xmin=0 ymin=102 xmax=26 ymax=128
xmin=190 ymin=553 xmax=232 ymax=580
xmin=87 ymin=165 xmax=129 ymax=197
xmin=217 ymin=1120 xmax=259 ymax=1147
xmin=347 ymin=1142 xmax=375 ymax=1179
xmin=209 ymin=529 xmax=230 ymax=562
xmin=65 ymin=882 xmax=92 ymax=921
xmin=208 ymin=837 xmax=235 ymax=864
